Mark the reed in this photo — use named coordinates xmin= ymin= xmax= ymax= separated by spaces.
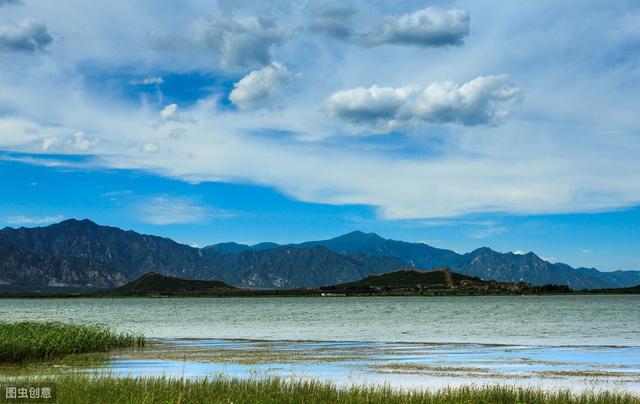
xmin=20 ymin=375 xmax=640 ymax=404
xmin=0 ymin=321 xmax=144 ymax=362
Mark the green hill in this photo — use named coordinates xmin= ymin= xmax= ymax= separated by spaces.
xmin=324 ymin=268 xmax=559 ymax=295
xmin=108 ymin=272 xmax=235 ymax=296
xmin=335 ymin=268 xmax=484 ymax=289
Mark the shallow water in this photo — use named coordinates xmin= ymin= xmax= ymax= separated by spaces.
xmin=1 ymin=295 xmax=639 ymax=346
xmin=2 ymin=295 xmax=639 ymax=392
xmin=84 ymin=339 xmax=640 ymax=393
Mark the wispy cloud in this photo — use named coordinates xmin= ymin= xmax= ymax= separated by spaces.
xmin=130 ymin=76 xmax=164 ymax=85
xmin=101 ymin=190 xmax=133 ymax=198
xmin=101 ymin=190 xmax=133 ymax=202
xmin=464 ymin=221 xmax=508 ymax=239
xmin=137 ymin=196 xmax=235 ymax=225
xmin=5 ymin=214 xmax=64 ymax=225
xmin=0 ymin=1 xmax=639 ymax=222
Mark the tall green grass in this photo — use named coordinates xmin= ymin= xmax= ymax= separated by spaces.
xmin=23 ymin=375 xmax=640 ymax=404
xmin=0 ymin=321 xmax=144 ymax=362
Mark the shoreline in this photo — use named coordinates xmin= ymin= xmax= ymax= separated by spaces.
xmin=1 ymin=291 xmax=639 ymax=299
xmin=4 ymin=337 xmax=639 ymax=396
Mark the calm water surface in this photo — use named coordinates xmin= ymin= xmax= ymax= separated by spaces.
xmin=2 ymin=295 xmax=638 ymax=346
xmin=2 ymin=295 xmax=639 ymax=392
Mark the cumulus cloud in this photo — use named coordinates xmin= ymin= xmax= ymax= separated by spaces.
xmin=156 ymin=104 xmax=195 ymax=126
xmin=229 ymin=62 xmax=295 ymax=109
xmin=130 ymin=76 xmax=164 ymax=85
xmin=2 ymin=0 xmax=640 ymax=224
xmin=160 ymin=104 xmax=178 ymax=120
xmin=308 ymin=0 xmax=356 ymax=39
xmin=0 ymin=19 xmax=53 ymax=53
xmin=360 ymin=7 xmax=470 ymax=47
xmin=309 ymin=5 xmax=470 ymax=48
xmin=325 ymin=75 xmax=522 ymax=131
xmin=149 ymin=16 xmax=286 ymax=70
xmin=138 ymin=196 xmax=233 ymax=225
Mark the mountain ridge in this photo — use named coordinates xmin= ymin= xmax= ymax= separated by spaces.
xmin=1 ymin=219 xmax=639 ymax=291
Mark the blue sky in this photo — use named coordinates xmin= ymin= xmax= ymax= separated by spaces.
xmin=0 ymin=0 xmax=639 ymax=271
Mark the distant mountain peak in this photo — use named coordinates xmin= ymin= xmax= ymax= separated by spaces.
xmin=53 ymin=218 xmax=99 ymax=228
xmin=470 ymin=246 xmax=498 ymax=255
xmin=59 ymin=218 xmax=94 ymax=224
xmin=336 ymin=230 xmax=384 ymax=241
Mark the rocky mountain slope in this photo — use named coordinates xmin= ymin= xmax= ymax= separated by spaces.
xmin=0 ymin=220 xmax=403 ymax=290
xmin=208 ymin=231 xmax=640 ymax=289
xmin=1 ymin=219 xmax=639 ymax=290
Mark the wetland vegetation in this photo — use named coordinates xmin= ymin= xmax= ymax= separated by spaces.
xmin=0 ymin=322 xmax=144 ymax=363
xmin=5 ymin=375 xmax=638 ymax=404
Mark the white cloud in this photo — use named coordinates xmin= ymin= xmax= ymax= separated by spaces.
xmin=6 ymin=214 xmax=64 ymax=225
xmin=513 ymin=250 xmax=525 ymax=255
xmin=581 ymin=249 xmax=592 ymax=254
xmin=137 ymin=196 xmax=233 ymax=225
xmin=229 ymin=62 xmax=295 ymax=109
xmin=67 ymin=132 xmax=93 ymax=151
xmin=101 ymin=190 xmax=133 ymax=199
xmin=359 ymin=7 xmax=470 ymax=47
xmin=309 ymin=5 xmax=470 ymax=48
xmin=160 ymin=104 xmax=177 ymax=120
xmin=0 ymin=19 xmax=52 ymax=53
xmin=465 ymin=224 xmax=508 ymax=239
xmin=130 ymin=76 xmax=164 ymax=85
xmin=1 ymin=0 xmax=640 ymax=223
xmin=325 ymin=75 xmax=522 ymax=132
xmin=157 ymin=104 xmax=195 ymax=126
xmin=149 ymin=16 xmax=286 ymax=70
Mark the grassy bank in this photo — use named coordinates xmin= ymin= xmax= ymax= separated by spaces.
xmin=14 ymin=375 xmax=638 ymax=404
xmin=0 ymin=322 xmax=144 ymax=362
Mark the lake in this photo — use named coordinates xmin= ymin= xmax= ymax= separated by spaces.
xmin=2 ymin=295 xmax=639 ymax=392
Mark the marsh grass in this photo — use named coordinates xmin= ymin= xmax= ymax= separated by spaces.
xmin=21 ymin=375 xmax=640 ymax=404
xmin=0 ymin=321 xmax=144 ymax=363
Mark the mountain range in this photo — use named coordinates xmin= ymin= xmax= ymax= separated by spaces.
xmin=0 ymin=218 xmax=638 ymax=291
